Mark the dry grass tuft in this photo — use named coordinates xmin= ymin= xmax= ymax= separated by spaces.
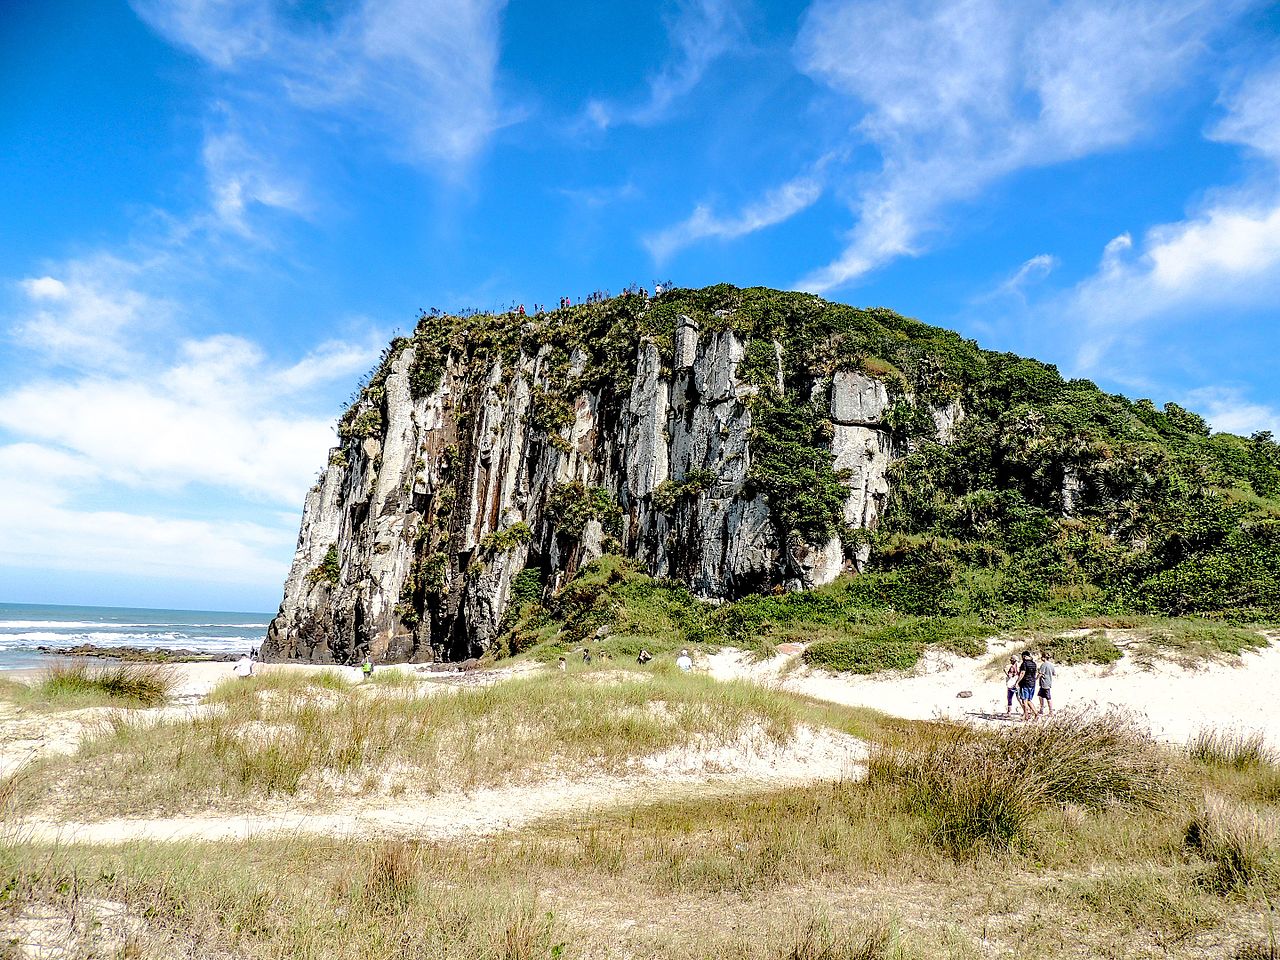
xmin=869 ymin=713 xmax=1180 ymax=855
xmin=1186 ymin=798 xmax=1280 ymax=894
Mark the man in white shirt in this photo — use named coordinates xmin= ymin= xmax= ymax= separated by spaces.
xmin=676 ymin=649 xmax=692 ymax=671
xmin=233 ymin=654 xmax=254 ymax=678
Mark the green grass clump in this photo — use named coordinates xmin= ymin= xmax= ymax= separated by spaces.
xmin=868 ymin=714 xmax=1179 ymax=855
xmin=802 ymin=617 xmax=993 ymax=674
xmin=1040 ymin=630 xmax=1124 ymax=665
xmin=1189 ymin=729 xmax=1275 ymax=771
xmin=803 ymin=635 xmax=920 ymax=674
xmin=27 ymin=662 xmax=178 ymax=708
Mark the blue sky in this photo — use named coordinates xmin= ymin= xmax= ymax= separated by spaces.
xmin=1 ymin=0 xmax=1278 ymax=612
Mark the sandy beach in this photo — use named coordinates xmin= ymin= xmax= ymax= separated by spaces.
xmin=707 ymin=635 xmax=1280 ymax=747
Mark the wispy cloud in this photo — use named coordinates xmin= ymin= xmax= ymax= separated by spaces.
xmin=132 ymin=0 xmax=509 ymax=169
xmin=793 ymin=0 xmax=1246 ymax=291
xmin=0 ymin=255 xmax=380 ymax=589
xmin=644 ymin=172 xmax=824 ymax=261
xmin=11 ymin=256 xmax=174 ymax=371
xmin=977 ymin=253 xmax=1059 ymax=303
xmin=202 ymin=126 xmax=309 ymax=233
xmin=1182 ymin=386 xmax=1280 ymax=436
xmin=586 ymin=0 xmax=746 ymax=130
xmin=1059 ymin=58 xmax=1280 ymax=373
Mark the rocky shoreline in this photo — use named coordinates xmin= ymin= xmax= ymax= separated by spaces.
xmin=36 ymin=644 xmax=240 ymax=663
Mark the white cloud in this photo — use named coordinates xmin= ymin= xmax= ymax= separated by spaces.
xmin=132 ymin=0 xmax=509 ymax=169
xmin=793 ymin=0 xmax=1244 ymax=291
xmin=586 ymin=0 xmax=745 ymax=129
xmin=977 ymin=253 xmax=1059 ymax=302
xmin=0 ymin=260 xmax=380 ymax=589
xmin=1055 ymin=59 xmax=1280 ymax=372
xmin=202 ymin=128 xmax=308 ymax=232
xmin=11 ymin=256 xmax=173 ymax=370
xmin=645 ymin=173 xmax=824 ymax=261
xmin=1211 ymin=59 xmax=1280 ymax=159
xmin=0 ymin=444 xmax=290 ymax=585
xmin=1183 ymin=386 xmax=1280 ymax=437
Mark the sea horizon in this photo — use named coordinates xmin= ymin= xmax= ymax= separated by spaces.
xmin=0 ymin=600 xmax=273 ymax=671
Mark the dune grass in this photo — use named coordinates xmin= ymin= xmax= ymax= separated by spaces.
xmin=2 ymin=681 xmax=1277 ymax=958
xmin=0 ymin=662 xmax=178 ymax=710
xmin=1038 ymin=629 xmax=1124 ymax=664
xmin=1190 ymin=728 xmax=1276 ymax=770
xmin=3 ymin=664 xmax=1277 ymax=958
xmin=1186 ymin=798 xmax=1280 ymax=894
xmin=21 ymin=669 xmax=804 ymax=815
xmin=866 ymin=714 xmax=1181 ymax=855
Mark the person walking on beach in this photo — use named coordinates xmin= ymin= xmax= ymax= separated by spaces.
xmin=361 ymin=654 xmax=374 ymax=680
xmin=1036 ymin=652 xmax=1055 ymax=716
xmin=1004 ymin=655 xmax=1019 ymax=716
xmin=1016 ymin=651 xmax=1038 ymax=721
xmin=233 ymin=653 xmax=254 ymax=678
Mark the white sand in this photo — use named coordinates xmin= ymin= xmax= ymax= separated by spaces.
xmin=7 ymin=639 xmax=1277 ymax=845
xmin=706 ymin=635 xmax=1280 ymax=748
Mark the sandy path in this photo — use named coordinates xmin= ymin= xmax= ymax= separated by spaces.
xmin=7 ymin=723 xmax=865 ymax=845
xmin=707 ymin=635 xmax=1280 ymax=746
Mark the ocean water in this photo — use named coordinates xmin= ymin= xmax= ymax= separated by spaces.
xmin=0 ymin=602 xmax=271 ymax=671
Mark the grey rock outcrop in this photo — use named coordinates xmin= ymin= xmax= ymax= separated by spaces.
xmin=263 ymin=320 xmax=962 ymax=664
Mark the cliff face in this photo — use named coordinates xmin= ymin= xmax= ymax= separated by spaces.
xmin=263 ymin=305 xmax=959 ymax=664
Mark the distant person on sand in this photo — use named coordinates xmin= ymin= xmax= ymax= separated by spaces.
xmin=582 ymin=648 xmax=592 ymax=665
xmin=233 ymin=654 xmax=254 ymax=679
xmin=557 ymin=656 xmax=566 ymax=672
xmin=361 ymin=655 xmax=374 ymax=680
xmin=1016 ymin=651 xmax=1038 ymax=721
xmin=1004 ymin=655 xmax=1019 ymax=716
xmin=676 ymin=649 xmax=692 ymax=671
xmin=1037 ymin=652 xmax=1055 ymax=716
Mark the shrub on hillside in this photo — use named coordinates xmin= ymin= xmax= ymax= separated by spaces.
xmin=1040 ymin=630 xmax=1123 ymax=665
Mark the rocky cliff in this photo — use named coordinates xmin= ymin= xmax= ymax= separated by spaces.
xmin=263 ymin=288 xmax=962 ymax=663
xmin=264 ymin=283 xmax=1280 ymax=664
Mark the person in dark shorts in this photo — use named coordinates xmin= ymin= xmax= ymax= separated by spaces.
xmin=1037 ymin=652 xmax=1056 ymax=716
xmin=1016 ymin=651 xmax=1038 ymax=721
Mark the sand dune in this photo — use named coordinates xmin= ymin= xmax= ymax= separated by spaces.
xmin=707 ymin=634 xmax=1280 ymax=747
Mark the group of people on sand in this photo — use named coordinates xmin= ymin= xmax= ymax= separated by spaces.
xmin=556 ymin=646 xmax=693 ymax=671
xmin=1004 ymin=650 xmax=1055 ymax=720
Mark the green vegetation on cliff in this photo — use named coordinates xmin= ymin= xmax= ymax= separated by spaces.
xmin=337 ymin=284 xmax=1280 ymax=659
